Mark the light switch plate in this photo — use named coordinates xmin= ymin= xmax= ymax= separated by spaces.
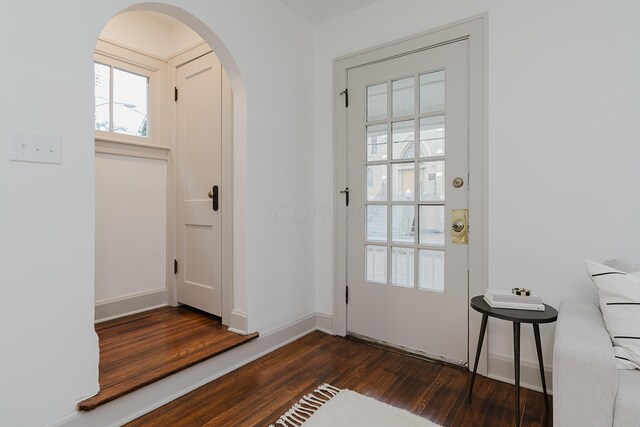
xmin=11 ymin=131 xmax=62 ymax=164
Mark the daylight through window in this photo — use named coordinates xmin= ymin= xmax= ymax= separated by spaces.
xmin=94 ymin=62 xmax=149 ymax=137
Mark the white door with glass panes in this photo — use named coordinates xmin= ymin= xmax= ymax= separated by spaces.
xmin=176 ymin=52 xmax=223 ymax=316
xmin=347 ymin=40 xmax=469 ymax=364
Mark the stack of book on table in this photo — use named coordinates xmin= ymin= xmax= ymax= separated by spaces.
xmin=484 ymin=289 xmax=544 ymax=311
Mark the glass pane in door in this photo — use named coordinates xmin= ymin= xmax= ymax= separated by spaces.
xmin=367 ymin=165 xmax=388 ymax=201
xmin=420 ymin=161 xmax=445 ymax=201
xmin=392 ymin=120 xmax=415 ymax=160
xmin=367 ymin=205 xmax=387 ymax=243
xmin=367 ymin=124 xmax=388 ymax=161
xmin=392 ymin=77 xmax=414 ymax=117
xmin=392 ymin=247 xmax=414 ymax=287
xmin=419 ymin=205 xmax=445 ymax=246
xmin=392 ymin=205 xmax=415 ymax=244
xmin=391 ymin=163 xmax=415 ymax=201
xmin=419 ymin=116 xmax=445 ymax=157
xmin=366 ymin=245 xmax=387 ymax=284
xmin=420 ymin=70 xmax=445 ymax=113
xmin=367 ymin=83 xmax=387 ymax=121
xmin=419 ymin=249 xmax=444 ymax=292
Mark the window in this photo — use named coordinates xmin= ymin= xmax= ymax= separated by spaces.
xmin=94 ymin=62 xmax=150 ymax=138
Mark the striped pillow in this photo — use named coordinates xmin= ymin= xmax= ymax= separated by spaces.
xmin=585 ymin=260 xmax=640 ymax=369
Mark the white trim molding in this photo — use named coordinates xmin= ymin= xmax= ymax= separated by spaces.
xmin=228 ymin=309 xmax=249 ymax=335
xmin=94 ymin=289 xmax=166 ymax=323
xmin=95 ymin=138 xmax=170 ymax=161
xmin=488 ymin=352 xmax=553 ymax=395
xmin=96 ymin=37 xmax=169 ymax=64
xmin=315 ymin=312 xmax=333 ymax=334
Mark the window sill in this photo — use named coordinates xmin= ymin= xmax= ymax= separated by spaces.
xmin=95 ymin=135 xmax=170 ymax=151
xmin=95 ymin=136 xmax=170 ymax=161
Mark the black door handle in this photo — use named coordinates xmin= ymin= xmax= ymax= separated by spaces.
xmin=212 ymin=186 xmax=219 ymax=211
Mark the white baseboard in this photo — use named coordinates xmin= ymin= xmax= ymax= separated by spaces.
xmin=54 ymin=313 xmax=321 ymax=427
xmin=94 ymin=289 xmax=166 ymax=323
xmin=228 ymin=309 xmax=248 ymax=334
xmin=315 ymin=312 xmax=333 ymax=334
xmin=488 ymin=352 xmax=553 ymax=395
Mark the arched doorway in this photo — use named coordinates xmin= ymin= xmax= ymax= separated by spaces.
xmin=84 ymin=4 xmax=254 ymax=410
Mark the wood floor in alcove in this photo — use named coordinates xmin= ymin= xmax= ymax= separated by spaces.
xmin=127 ymin=331 xmax=552 ymax=427
xmin=78 ymin=306 xmax=258 ymax=411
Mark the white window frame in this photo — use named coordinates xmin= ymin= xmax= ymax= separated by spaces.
xmin=94 ymin=40 xmax=163 ymax=149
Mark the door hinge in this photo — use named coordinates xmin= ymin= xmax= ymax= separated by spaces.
xmin=340 ymin=187 xmax=349 ymax=206
xmin=174 ymin=259 xmax=178 ymax=274
xmin=346 ymin=286 xmax=349 ymax=304
xmin=174 ymin=87 xmax=178 ymax=102
xmin=339 ymin=88 xmax=349 ymax=108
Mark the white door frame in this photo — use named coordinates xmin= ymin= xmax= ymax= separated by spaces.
xmin=333 ymin=15 xmax=488 ymax=372
xmin=167 ymin=42 xmax=234 ymax=327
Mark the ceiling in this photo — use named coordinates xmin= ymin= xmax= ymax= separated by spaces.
xmin=280 ymin=0 xmax=381 ymax=24
xmin=140 ymin=3 xmax=380 ymax=27
xmin=140 ymin=11 xmax=182 ymax=26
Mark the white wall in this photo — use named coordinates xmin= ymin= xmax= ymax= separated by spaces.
xmin=0 ymin=1 xmax=315 ymax=426
xmin=95 ymin=153 xmax=166 ymax=303
xmin=100 ymin=11 xmax=203 ymax=58
xmin=314 ymin=0 xmax=640 ymax=381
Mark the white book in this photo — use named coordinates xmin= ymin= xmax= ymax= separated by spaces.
xmin=484 ymin=295 xmax=545 ymax=311
xmin=485 ymin=288 xmax=542 ymax=304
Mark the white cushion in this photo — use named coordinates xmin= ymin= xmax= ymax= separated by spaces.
xmin=585 ymin=260 xmax=640 ymax=370
xmin=614 ymin=370 xmax=640 ymax=427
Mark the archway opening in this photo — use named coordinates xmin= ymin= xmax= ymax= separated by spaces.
xmin=83 ymin=4 xmax=253 ymax=410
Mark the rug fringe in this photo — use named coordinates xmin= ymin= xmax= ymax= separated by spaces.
xmin=270 ymin=384 xmax=341 ymax=427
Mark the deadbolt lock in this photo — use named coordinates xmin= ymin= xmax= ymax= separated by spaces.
xmin=451 ymin=209 xmax=468 ymax=245
xmin=452 ymin=177 xmax=464 ymax=188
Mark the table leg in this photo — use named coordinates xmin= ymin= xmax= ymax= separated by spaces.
xmin=513 ymin=322 xmax=521 ymax=427
xmin=467 ymin=314 xmax=488 ymax=402
xmin=533 ymin=323 xmax=549 ymax=409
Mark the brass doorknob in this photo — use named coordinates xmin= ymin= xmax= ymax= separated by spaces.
xmin=452 ymin=221 xmax=465 ymax=233
xmin=451 ymin=209 xmax=468 ymax=245
xmin=208 ymin=190 xmax=214 ymax=198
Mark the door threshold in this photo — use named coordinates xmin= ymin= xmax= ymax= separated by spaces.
xmin=346 ymin=332 xmax=468 ymax=369
xmin=78 ymin=306 xmax=258 ymax=411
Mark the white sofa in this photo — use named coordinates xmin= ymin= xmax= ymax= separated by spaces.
xmin=553 ymin=301 xmax=640 ymax=427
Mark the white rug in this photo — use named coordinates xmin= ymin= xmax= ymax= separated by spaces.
xmin=270 ymin=384 xmax=441 ymax=427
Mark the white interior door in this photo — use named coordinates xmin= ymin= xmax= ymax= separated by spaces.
xmin=346 ymin=40 xmax=469 ymax=364
xmin=176 ymin=52 xmax=222 ymax=316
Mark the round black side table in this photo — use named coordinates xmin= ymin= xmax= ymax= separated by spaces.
xmin=467 ymin=295 xmax=558 ymax=427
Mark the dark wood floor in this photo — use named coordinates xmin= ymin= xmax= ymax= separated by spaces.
xmin=127 ymin=331 xmax=552 ymax=427
xmin=78 ymin=306 xmax=258 ymax=411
